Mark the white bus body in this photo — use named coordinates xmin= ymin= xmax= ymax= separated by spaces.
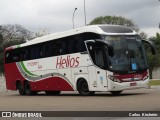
xmin=4 ymin=25 xmax=155 ymax=95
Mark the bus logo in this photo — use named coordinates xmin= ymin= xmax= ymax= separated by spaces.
xmin=56 ymin=55 xmax=80 ymax=68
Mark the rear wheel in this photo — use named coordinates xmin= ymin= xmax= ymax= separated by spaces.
xmin=45 ymin=91 xmax=61 ymax=95
xmin=25 ymin=82 xmax=36 ymax=95
xmin=110 ymin=91 xmax=123 ymax=95
xmin=77 ymin=79 xmax=95 ymax=96
xmin=17 ymin=82 xmax=25 ymax=95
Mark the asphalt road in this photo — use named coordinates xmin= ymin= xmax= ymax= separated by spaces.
xmin=0 ymin=89 xmax=160 ymax=111
xmin=1 ymin=89 xmax=160 ymax=120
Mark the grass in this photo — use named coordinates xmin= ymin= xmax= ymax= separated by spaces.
xmin=149 ymin=80 xmax=160 ymax=86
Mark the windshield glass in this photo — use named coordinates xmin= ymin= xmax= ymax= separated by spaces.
xmin=104 ymin=35 xmax=148 ymax=73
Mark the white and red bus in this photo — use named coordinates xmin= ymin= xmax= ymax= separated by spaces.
xmin=4 ymin=25 xmax=155 ymax=95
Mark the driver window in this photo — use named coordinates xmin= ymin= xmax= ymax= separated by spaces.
xmin=87 ymin=43 xmax=105 ymax=69
xmin=95 ymin=47 xmax=105 ymax=68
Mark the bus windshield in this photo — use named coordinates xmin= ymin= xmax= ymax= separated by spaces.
xmin=104 ymin=35 xmax=148 ymax=73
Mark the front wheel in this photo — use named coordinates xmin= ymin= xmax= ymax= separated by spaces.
xmin=77 ymin=80 xmax=95 ymax=96
xmin=110 ymin=91 xmax=123 ymax=95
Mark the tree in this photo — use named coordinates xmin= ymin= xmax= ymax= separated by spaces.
xmin=147 ymin=33 xmax=160 ymax=78
xmin=34 ymin=28 xmax=49 ymax=38
xmin=0 ymin=34 xmax=3 ymax=44
xmin=0 ymin=33 xmax=4 ymax=74
xmin=0 ymin=24 xmax=32 ymax=74
xmin=0 ymin=24 xmax=32 ymax=42
xmin=139 ymin=31 xmax=148 ymax=39
xmin=89 ymin=16 xmax=139 ymax=32
xmin=0 ymin=39 xmax=25 ymax=74
xmin=0 ymin=24 xmax=51 ymax=74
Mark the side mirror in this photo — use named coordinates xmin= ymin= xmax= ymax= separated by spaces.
xmin=142 ymin=39 xmax=156 ymax=55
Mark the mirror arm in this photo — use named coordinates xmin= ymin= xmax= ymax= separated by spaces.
xmin=142 ymin=39 xmax=156 ymax=55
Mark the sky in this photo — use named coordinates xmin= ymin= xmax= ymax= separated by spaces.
xmin=0 ymin=0 xmax=160 ymax=38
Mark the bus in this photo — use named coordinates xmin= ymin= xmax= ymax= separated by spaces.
xmin=4 ymin=25 xmax=156 ymax=96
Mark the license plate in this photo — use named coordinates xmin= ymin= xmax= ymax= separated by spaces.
xmin=130 ymin=82 xmax=137 ymax=86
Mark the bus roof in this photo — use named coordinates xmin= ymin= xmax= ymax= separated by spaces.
xmin=7 ymin=25 xmax=137 ymax=49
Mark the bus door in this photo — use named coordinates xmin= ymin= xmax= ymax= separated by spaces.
xmin=86 ymin=41 xmax=108 ymax=91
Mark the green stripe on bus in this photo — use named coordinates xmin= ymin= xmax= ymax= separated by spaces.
xmin=16 ymin=45 xmax=21 ymax=48
xmin=20 ymin=62 xmax=38 ymax=77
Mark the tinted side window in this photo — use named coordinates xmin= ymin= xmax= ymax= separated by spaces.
xmin=5 ymin=32 xmax=101 ymax=64
xmin=76 ymin=38 xmax=86 ymax=52
xmin=5 ymin=51 xmax=13 ymax=63
xmin=68 ymin=39 xmax=77 ymax=54
xmin=52 ymin=41 xmax=62 ymax=56
xmin=24 ymin=48 xmax=30 ymax=60
xmin=60 ymin=41 xmax=67 ymax=55
xmin=30 ymin=45 xmax=40 ymax=59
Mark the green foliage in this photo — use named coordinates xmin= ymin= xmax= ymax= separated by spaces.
xmin=0 ymin=24 xmax=32 ymax=41
xmin=0 ymin=24 xmax=30 ymax=74
xmin=0 ymin=34 xmax=3 ymax=45
xmin=149 ymin=80 xmax=160 ymax=86
xmin=0 ymin=53 xmax=3 ymax=73
xmin=0 ymin=33 xmax=4 ymax=74
xmin=89 ymin=15 xmax=139 ymax=32
xmin=146 ymin=33 xmax=160 ymax=79
xmin=0 ymin=40 xmax=25 ymax=74
xmin=0 ymin=34 xmax=4 ymax=52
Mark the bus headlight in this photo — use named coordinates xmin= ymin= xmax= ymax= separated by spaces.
xmin=108 ymin=75 xmax=121 ymax=83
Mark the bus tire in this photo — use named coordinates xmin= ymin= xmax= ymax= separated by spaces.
xmin=110 ymin=91 xmax=122 ymax=95
xmin=77 ymin=79 xmax=95 ymax=96
xmin=45 ymin=91 xmax=61 ymax=95
xmin=17 ymin=82 xmax=25 ymax=95
xmin=24 ymin=81 xmax=33 ymax=95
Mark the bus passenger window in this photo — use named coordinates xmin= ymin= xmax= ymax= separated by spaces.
xmin=40 ymin=45 xmax=46 ymax=58
xmin=13 ymin=51 xmax=19 ymax=62
xmin=19 ymin=53 xmax=24 ymax=61
xmin=60 ymin=42 xmax=67 ymax=55
xmin=5 ymin=52 xmax=11 ymax=63
xmin=68 ymin=40 xmax=75 ymax=53
xmin=46 ymin=44 xmax=52 ymax=57
xmin=68 ymin=39 xmax=78 ymax=53
xmin=24 ymin=49 xmax=30 ymax=60
xmin=78 ymin=39 xmax=86 ymax=52
xmin=52 ymin=42 xmax=61 ymax=56
xmin=30 ymin=46 xmax=40 ymax=59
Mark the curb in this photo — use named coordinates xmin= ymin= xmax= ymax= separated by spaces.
xmin=150 ymin=85 xmax=160 ymax=89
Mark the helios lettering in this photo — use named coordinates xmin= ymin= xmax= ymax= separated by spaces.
xmin=56 ymin=55 xmax=79 ymax=68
